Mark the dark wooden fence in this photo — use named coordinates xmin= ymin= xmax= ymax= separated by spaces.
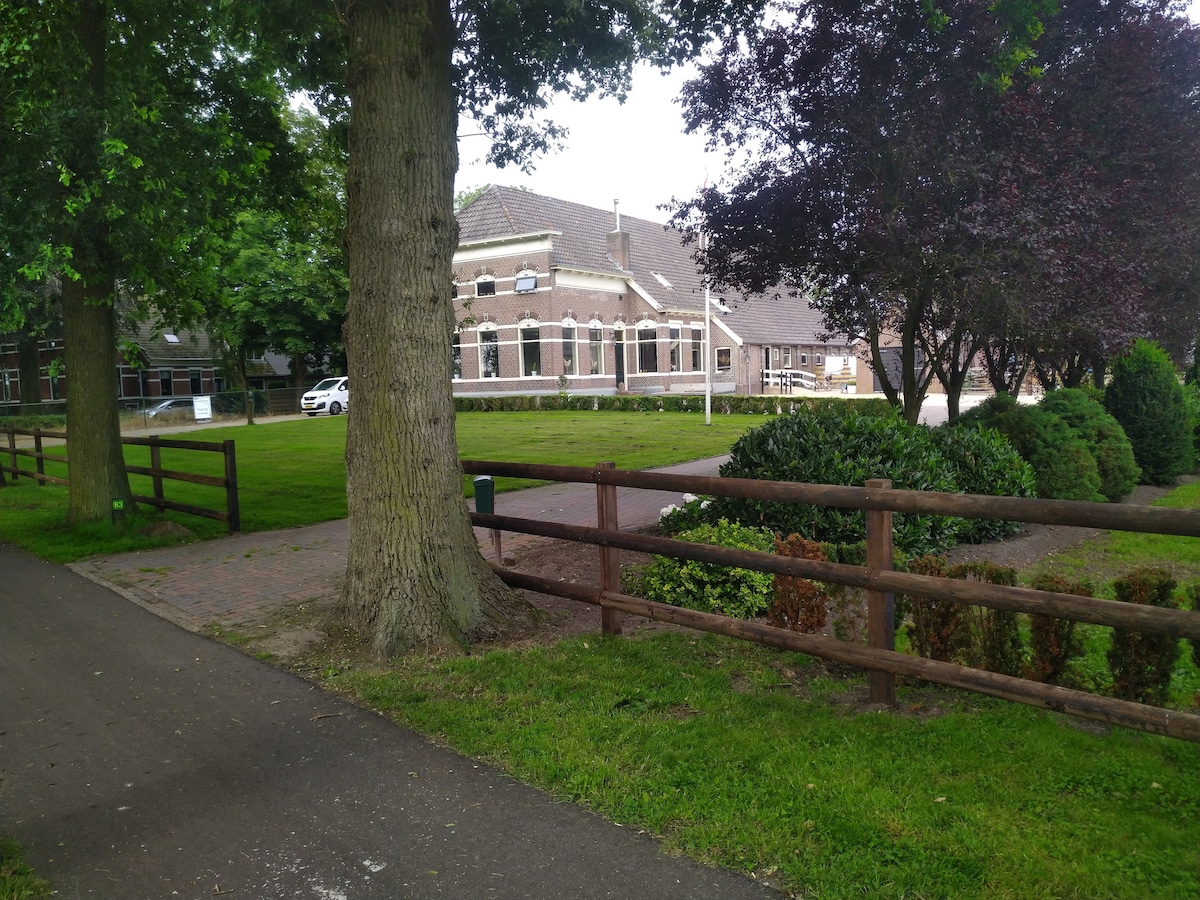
xmin=2 ymin=427 xmax=240 ymax=533
xmin=462 ymin=459 xmax=1200 ymax=743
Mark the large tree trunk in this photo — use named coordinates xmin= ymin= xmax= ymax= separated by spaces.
xmin=62 ymin=0 xmax=132 ymax=525
xmin=339 ymin=0 xmax=518 ymax=656
xmin=63 ymin=273 xmax=133 ymax=525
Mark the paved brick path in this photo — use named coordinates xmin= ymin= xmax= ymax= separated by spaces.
xmin=74 ymin=456 xmax=726 ymax=630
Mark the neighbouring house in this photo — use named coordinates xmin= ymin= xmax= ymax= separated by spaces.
xmin=452 ymin=186 xmax=862 ymax=396
xmin=116 ymin=321 xmax=223 ymax=409
xmin=0 ymin=318 xmax=224 ymax=412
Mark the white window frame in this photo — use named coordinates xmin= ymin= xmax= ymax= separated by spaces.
xmin=478 ymin=325 xmax=499 ymax=378
xmin=519 ymin=320 xmax=542 ymax=377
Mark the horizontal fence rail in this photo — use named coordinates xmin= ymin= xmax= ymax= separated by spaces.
xmin=2 ymin=427 xmax=240 ymax=533
xmin=463 ymin=459 xmax=1200 ymax=743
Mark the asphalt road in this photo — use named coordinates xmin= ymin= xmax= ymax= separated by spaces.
xmin=0 ymin=543 xmax=780 ymax=899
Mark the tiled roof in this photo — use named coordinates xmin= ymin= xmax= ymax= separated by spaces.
xmin=457 ymin=185 xmax=842 ymax=345
xmin=127 ymin=320 xmax=215 ymax=364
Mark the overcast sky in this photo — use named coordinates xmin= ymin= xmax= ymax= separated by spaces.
xmin=455 ymin=3 xmax=1200 ymax=225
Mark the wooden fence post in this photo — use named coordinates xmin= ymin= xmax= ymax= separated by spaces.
xmin=149 ymin=437 xmax=165 ymax=507
xmin=33 ymin=430 xmax=45 ymax=486
xmin=596 ymin=461 xmax=623 ymax=635
xmin=865 ymin=478 xmax=896 ymax=704
xmin=224 ymin=439 xmax=240 ymax=533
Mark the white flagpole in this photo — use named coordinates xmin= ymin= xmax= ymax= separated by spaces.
xmin=702 ymin=231 xmax=712 ymax=426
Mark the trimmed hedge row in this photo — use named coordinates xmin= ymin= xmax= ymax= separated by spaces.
xmin=452 ymin=393 xmax=893 ymax=416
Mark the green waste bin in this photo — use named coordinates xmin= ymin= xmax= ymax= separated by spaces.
xmin=473 ymin=475 xmax=494 ymax=515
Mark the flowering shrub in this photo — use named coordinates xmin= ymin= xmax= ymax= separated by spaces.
xmin=658 ymin=493 xmax=712 ymax=535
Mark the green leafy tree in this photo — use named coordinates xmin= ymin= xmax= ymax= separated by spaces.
xmin=0 ymin=0 xmax=298 ymax=523
xmin=209 ymin=108 xmax=349 ymax=414
xmin=1105 ymin=339 xmax=1194 ymax=484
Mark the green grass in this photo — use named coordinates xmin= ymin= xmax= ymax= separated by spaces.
xmin=0 ymin=840 xmax=52 ymax=900
xmin=1026 ymin=481 xmax=1200 ymax=595
xmin=330 ymin=632 xmax=1199 ymax=899
xmin=0 ymin=411 xmax=765 ymax=562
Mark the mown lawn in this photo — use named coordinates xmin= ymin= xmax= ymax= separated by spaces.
xmin=0 ymin=410 xmax=768 ymax=561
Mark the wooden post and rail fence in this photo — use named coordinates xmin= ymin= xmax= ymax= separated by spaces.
xmin=462 ymin=459 xmax=1200 ymax=743
xmin=1 ymin=427 xmax=240 ymax=533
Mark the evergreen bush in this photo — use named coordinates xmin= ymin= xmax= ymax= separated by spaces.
xmin=715 ymin=406 xmax=1039 ymax=555
xmin=956 ymin=393 xmax=1104 ymax=501
xmin=926 ymin=424 xmax=1036 ymax=542
xmin=1039 ymin=388 xmax=1141 ymax=501
xmin=1106 ymin=567 xmax=1181 ymax=706
xmin=1105 ymin=339 xmax=1194 ymax=484
xmin=623 ymin=519 xmax=775 ymax=619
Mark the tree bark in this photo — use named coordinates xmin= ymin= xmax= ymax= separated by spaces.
xmin=63 ymin=272 xmax=133 ymax=525
xmin=339 ymin=0 xmax=519 ymax=656
xmin=62 ymin=0 xmax=133 ymax=525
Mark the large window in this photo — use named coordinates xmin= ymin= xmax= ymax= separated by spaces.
xmin=562 ymin=327 xmax=577 ymax=376
xmin=475 ymin=276 xmax=495 ymax=296
xmin=716 ymin=348 xmax=732 ymax=372
xmin=691 ymin=327 xmax=702 ymax=371
xmin=479 ymin=330 xmax=499 ymax=378
xmin=190 ymin=369 xmax=202 ymax=394
xmin=160 ymin=369 xmax=174 ymax=396
xmin=637 ymin=326 xmax=658 ymax=373
xmin=783 ymin=347 xmax=792 ymax=368
xmin=452 ymin=334 xmax=462 ymax=379
xmin=589 ymin=327 xmax=604 ymax=375
xmin=669 ymin=325 xmax=681 ymax=372
xmin=521 ymin=326 xmax=542 ymax=376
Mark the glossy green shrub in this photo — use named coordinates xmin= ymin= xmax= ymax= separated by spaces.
xmin=624 ymin=519 xmax=775 ymax=619
xmin=1027 ymin=574 xmax=1090 ymax=685
xmin=926 ymin=424 xmax=1036 ymax=542
xmin=1105 ymin=339 xmax=1194 ymax=484
xmin=957 ymin=393 xmax=1104 ymax=501
xmin=1039 ymin=388 xmax=1140 ymax=501
xmin=712 ymin=406 xmax=964 ymax=555
xmin=1106 ymin=567 xmax=1181 ymax=706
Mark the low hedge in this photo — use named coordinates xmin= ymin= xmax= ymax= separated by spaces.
xmin=452 ymin=393 xmax=893 ymax=416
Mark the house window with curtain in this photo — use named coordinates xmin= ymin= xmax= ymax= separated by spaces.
xmin=562 ymin=326 xmax=577 ymax=376
xmin=589 ymin=327 xmax=604 ymax=375
xmin=452 ymin=333 xmax=462 ymax=379
xmin=669 ymin=324 xmax=681 ymax=372
xmin=691 ymin=327 xmax=702 ymax=370
xmin=716 ymin=348 xmax=732 ymax=372
xmin=479 ymin=330 xmax=499 ymax=377
xmin=160 ymin=370 xmax=174 ymax=396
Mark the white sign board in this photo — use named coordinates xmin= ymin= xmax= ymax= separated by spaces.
xmin=193 ymin=396 xmax=213 ymax=423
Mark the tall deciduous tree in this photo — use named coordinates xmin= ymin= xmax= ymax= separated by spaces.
xmin=312 ymin=0 xmax=765 ymax=655
xmin=209 ymin=107 xmax=349 ymax=413
xmin=0 ymin=0 xmax=298 ymax=523
xmin=671 ymin=0 xmax=1007 ymax=423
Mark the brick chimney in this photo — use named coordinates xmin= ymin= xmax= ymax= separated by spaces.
xmin=607 ymin=199 xmax=630 ymax=270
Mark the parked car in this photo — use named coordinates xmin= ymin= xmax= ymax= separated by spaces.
xmin=145 ymin=398 xmax=196 ymax=419
xmin=301 ymin=377 xmax=350 ymax=416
